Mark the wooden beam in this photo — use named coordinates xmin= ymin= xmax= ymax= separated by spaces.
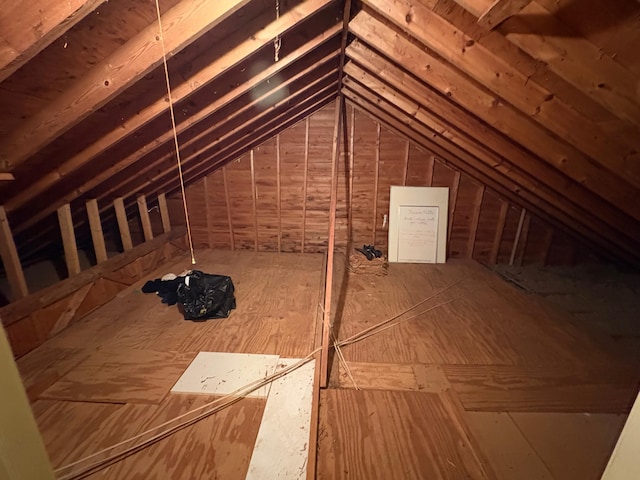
xmin=402 ymin=140 xmax=410 ymax=186
xmin=86 ymin=199 xmax=108 ymax=264
xmin=509 ymin=208 xmax=527 ymax=266
xmin=0 ymin=0 xmax=252 ymax=169
xmin=489 ymin=201 xmax=509 ymax=264
xmin=136 ymin=195 xmax=153 ymax=243
xmin=0 ymin=173 xmax=15 ymax=181
xmin=157 ymin=193 xmax=171 ymax=233
xmin=320 ymin=97 xmax=343 ymax=388
xmin=3 ymin=2 xmax=338 ymax=215
xmin=468 ymin=185 xmax=485 ymax=258
xmin=0 ymin=206 xmax=28 ymax=300
xmin=302 ymin=117 xmax=310 ymax=253
xmin=57 ymin=204 xmax=81 ymax=276
xmin=348 ymin=10 xmax=640 ymax=222
xmin=250 ymin=150 xmax=258 ymax=252
xmin=477 ymin=0 xmax=533 ymax=29
xmin=426 ymin=155 xmax=435 ymax=187
xmin=372 ymin=123 xmax=381 ymax=245
xmin=113 ymin=197 xmax=133 ymax=251
xmin=515 ymin=212 xmax=531 ymax=266
xmin=276 ymin=134 xmax=282 ymax=253
xmin=0 ymin=0 xmax=105 ymax=82
xmin=448 ymin=172 xmax=461 ymax=244
xmin=222 ymin=167 xmax=235 ymax=251
xmin=348 ymin=107 xmax=356 ymax=239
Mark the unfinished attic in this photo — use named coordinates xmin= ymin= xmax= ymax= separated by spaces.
xmin=1 ymin=0 xmax=640 ymax=478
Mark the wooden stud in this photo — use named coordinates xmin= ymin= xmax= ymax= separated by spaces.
xmin=348 ymin=107 xmax=356 ymax=241
xmin=372 ymin=122 xmax=381 ymax=245
xmin=222 ymin=166 xmax=235 ymax=251
xmin=489 ymin=201 xmax=509 ymax=265
xmin=57 ymin=204 xmax=81 ymax=276
xmin=477 ymin=0 xmax=533 ymax=29
xmin=448 ymin=172 xmax=461 ymax=244
xmin=402 ymin=140 xmax=409 ymax=186
xmin=203 ymin=176 xmax=212 ymax=248
xmin=113 ymin=197 xmax=133 ymax=251
xmin=136 ymin=195 xmax=153 ymax=243
xmin=515 ymin=213 xmax=531 ymax=267
xmin=86 ymin=199 xmax=108 ymax=264
xmin=509 ymin=208 xmax=527 ymax=266
xmin=157 ymin=193 xmax=171 ymax=233
xmin=468 ymin=185 xmax=485 ymax=258
xmin=0 ymin=206 xmax=28 ymax=300
xmin=250 ymin=149 xmax=258 ymax=252
xmin=320 ymin=97 xmax=343 ymax=388
xmin=302 ymin=117 xmax=310 ymax=253
xmin=426 ymin=155 xmax=435 ymax=187
xmin=276 ymin=134 xmax=282 ymax=253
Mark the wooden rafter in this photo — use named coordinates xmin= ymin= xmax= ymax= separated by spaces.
xmin=0 ymin=0 xmax=252 ymax=169
xmin=477 ymin=0 xmax=533 ymax=29
xmin=0 ymin=0 xmax=105 ymax=82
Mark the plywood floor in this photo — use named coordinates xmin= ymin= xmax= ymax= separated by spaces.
xmin=16 ymin=250 xmax=639 ymax=479
xmin=317 ymin=255 xmax=639 ymax=480
xmin=17 ymin=249 xmax=325 ymax=479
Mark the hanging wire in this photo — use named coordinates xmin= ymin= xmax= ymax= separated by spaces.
xmin=274 ymin=0 xmax=281 ymax=61
xmin=154 ymin=0 xmax=197 ymax=265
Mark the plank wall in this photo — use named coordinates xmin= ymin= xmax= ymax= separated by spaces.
xmin=176 ymin=102 xmax=602 ymax=266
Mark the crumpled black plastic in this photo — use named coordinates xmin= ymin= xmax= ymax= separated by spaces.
xmin=176 ymin=270 xmax=236 ymax=321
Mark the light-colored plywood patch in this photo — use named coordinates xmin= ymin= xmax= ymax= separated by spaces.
xmin=246 ymin=358 xmax=315 ymax=480
xmin=171 ymin=351 xmax=280 ymax=398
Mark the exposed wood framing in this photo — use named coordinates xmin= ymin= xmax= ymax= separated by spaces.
xmin=0 ymin=206 xmax=28 ymax=299
xmin=222 ymin=167 xmax=235 ymax=251
xmin=468 ymin=185 xmax=485 ymax=257
xmin=489 ymin=201 xmax=509 ymax=264
xmin=509 ymin=208 xmax=527 ymax=266
xmin=477 ymin=0 xmax=533 ymax=29
xmin=157 ymin=193 xmax=171 ymax=233
xmin=114 ymin=197 xmax=133 ymax=251
xmin=0 ymin=173 xmax=15 ymax=181
xmin=57 ymin=204 xmax=81 ymax=276
xmin=136 ymin=195 xmax=154 ymax=243
xmin=250 ymin=150 xmax=258 ymax=252
xmin=276 ymin=134 xmax=282 ymax=252
xmin=10 ymin=21 xmax=342 ymax=232
xmin=86 ymin=199 xmax=107 ymax=264
xmin=402 ymin=140 xmax=409 ymax=186
xmin=302 ymin=117 xmax=310 ymax=253
xmin=320 ymin=97 xmax=343 ymax=388
xmin=448 ymin=172 xmax=461 ymax=244
xmin=0 ymin=0 xmax=105 ymax=83
xmin=515 ymin=212 xmax=531 ymax=266
xmin=348 ymin=106 xmax=356 ymax=240
xmin=426 ymin=155 xmax=435 ymax=187
xmin=0 ymin=0 xmax=252 ymax=169
xmin=372 ymin=122 xmax=381 ymax=245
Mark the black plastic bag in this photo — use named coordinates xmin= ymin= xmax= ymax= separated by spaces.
xmin=176 ymin=270 xmax=236 ymax=321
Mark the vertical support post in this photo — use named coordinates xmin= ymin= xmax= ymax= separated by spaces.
xmin=468 ymin=185 xmax=485 ymax=259
xmin=86 ymin=199 xmax=108 ymax=264
xmin=250 ymin=149 xmax=258 ymax=252
xmin=490 ymin=201 xmax=509 ymax=264
xmin=509 ymin=207 xmax=527 ymax=266
xmin=0 ymin=206 xmax=28 ymax=299
xmin=402 ymin=140 xmax=409 ymax=186
xmin=320 ymin=97 xmax=343 ymax=388
xmin=114 ymin=197 xmax=133 ymax=251
xmin=426 ymin=155 xmax=435 ymax=187
xmin=302 ymin=117 xmax=310 ymax=253
xmin=372 ymin=122 xmax=380 ymax=245
xmin=347 ymin=106 xmax=355 ymax=243
xmin=57 ymin=203 xmax=81 ymax=276
xmin=157 ymin=193 xmax=171 ymax=233
xmin=136 ymin=194 xmax=153 ymax=242
xmin=222 ymin=166 xmax=235 ymax=250
xmin=448 ymin=171 xmax=461 ymax=243
xmin=0 ymin=325 xmax=55 ymax=479
xmin=276 ymin=134 xmax=282 ymax=252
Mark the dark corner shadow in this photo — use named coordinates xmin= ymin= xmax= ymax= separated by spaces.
xmin=498 ymin=0 xmax=640 ymax=38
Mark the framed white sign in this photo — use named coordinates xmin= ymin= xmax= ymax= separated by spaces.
xmin=388 ymin=186 xmax=449 ymax=263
